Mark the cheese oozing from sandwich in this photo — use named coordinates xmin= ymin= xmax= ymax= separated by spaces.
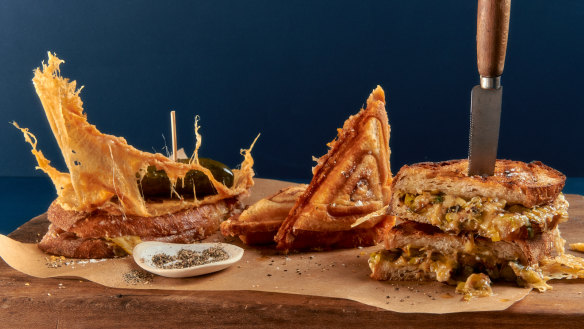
xmin=455 ymin=273 xmax=493 ymax=301
xmin=398 ymin=192 xmax=569 ymax=241
xmin=369 ymin=221 xmax=584 ymax=292
xmin=14 ymin=53 xmax=256 ymax=217
xmin=368 ymin=245 xmax=552 ymax=291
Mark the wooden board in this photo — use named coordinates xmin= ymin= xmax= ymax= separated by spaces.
xmin=1 ymin=194 xmax=584 ymax=328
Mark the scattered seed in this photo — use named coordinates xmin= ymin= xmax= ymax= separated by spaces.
xmin=123 ymin=269 xmax=153 ymax=285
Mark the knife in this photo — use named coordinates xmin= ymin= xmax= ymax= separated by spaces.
xmin=468 ymin=0 xmax=511 ymax=176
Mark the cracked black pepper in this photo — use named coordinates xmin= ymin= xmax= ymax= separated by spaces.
xmin=151 ymin=246 xmax=229 ymax=269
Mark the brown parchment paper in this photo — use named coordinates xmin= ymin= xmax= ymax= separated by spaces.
xmin=0 ymin=178 xmax=531 ymax=314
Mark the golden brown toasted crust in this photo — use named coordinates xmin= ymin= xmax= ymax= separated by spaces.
xmin=39 ymin=225 xmax=118 ymax=258
xmin=278 ymin=216 xmax=394 ymax=251
xmin=38 ymin=224 xmax=219 ymax=259
xmin=220 ymin=212 xmax=282 ymax=245
xmin=275 ymin=86 xmax=392 ymax=251
xmin=39 ymin=199 xmax=237 ymax=258
xmin=220 ymin=185 xmax=306 ymax=245
xmin=239 ymin=231 xmax=280 ymax=245
xmin=48 ymin=199 xmax=236 ymax=239
xmin=220 ymin=213 xmax=283 ymax=238
xmin=391 ymin=159 xmax=565 ymax=208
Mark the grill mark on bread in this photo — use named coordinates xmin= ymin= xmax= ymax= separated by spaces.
xmin=275 ymin=86 xmax=392 ymax=251
xmin=391 ymin=159 xmax=565 ymax=209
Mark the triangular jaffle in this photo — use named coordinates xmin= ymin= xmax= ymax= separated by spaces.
xmin=275 ymin=86 xmax=394 ymax=251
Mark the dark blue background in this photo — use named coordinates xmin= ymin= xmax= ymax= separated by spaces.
xmin=1 ymin=0 xmax=583 ymax=182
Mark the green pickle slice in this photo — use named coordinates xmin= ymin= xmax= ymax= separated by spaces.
xmin=139 ymin=158 xmax=234 ymax=199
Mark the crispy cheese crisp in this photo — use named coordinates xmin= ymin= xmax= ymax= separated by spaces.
xmin=15 ymin=53 xmax=256 ymax=218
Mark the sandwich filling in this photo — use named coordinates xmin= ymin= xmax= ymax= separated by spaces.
xmin=369 ymin=223 xmax=584 ymax=293
xmin=398 ymin=192 xmax=569 ymax=241
xmin=368 ymin=245 xmax=552 ymax=292
xmin=455 ymin=273 xmax=493 ymax=301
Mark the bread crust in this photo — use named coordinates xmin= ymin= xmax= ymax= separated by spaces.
xmin=277 ymin=216 xmax=394 ymax=251
xmin=48 ymin=199 xmax=235 ymax=239
xmin=220 ymin=213 xmax=283 ymax=245
xmin=239 ymin=231 xmax=280 ymax=245
xmin=220 ymin=185 xmax=306 ymax=245
xmin=39 ymin=199 xmax=236 ymax=258
xmin=39 ymin=225 xmax=118 ymax=258
xmin=391 ymin=159 xmax=565 ymax=208
xmin=38 ymin=224 xmax=219 ymax=259
xmin=275 ymin=86 xmax=392 ymax=251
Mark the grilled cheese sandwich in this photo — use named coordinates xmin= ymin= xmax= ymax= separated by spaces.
xmin=370 ymin=159 xmax=584 ymax=296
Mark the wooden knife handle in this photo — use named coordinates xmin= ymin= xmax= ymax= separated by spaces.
xmin=477 ymin=0 xmax=511 ymax=78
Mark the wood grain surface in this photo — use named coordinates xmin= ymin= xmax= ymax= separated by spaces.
xmin=1 ymin=194 xmax=584 ymax=328
xmin=477 ymin=0 xmax=511 ymax=77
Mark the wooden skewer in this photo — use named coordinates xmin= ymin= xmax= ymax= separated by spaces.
xmin=170 ymin=111 xmax=177 ymax=161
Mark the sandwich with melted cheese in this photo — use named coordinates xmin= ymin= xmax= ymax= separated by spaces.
xmin=369 ymin=221 xmax=564 ymax=291
xmin=390 ymin=159 xmax=569 ymax=242
xmin=370 ymin=159 xmax=584 ymax=293
xmin=15 ymin=53 xmax=256 ymax=258
xmin=274 ymin=86 xmax=395 ymax=251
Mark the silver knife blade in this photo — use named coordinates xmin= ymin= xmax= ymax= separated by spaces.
xmin=468 ymin=85 xmax=502 ymax=176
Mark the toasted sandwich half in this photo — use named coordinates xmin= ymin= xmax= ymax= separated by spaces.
xmin=16 ymin=53 xmax=256 ymax=258
xmin=370 ymin=159 xmax=584 ymax=293
xmin=275 ymin=86 xmax=394 ymax=251
xmin=220 ymin=184 xmax=307 ymax=245
xmin=390 ymin=159 xmax=568 ymax=242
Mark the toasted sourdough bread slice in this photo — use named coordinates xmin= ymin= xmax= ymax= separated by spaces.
xmin=392 ymin=159 xmax=565 ymax=208
xmin=39 ymin=224 xmax=219 ymax=259
xmin=38 ymin=199 xmax=236 ymax=258
xmin=369 ymin=221 xmax=562 ymax=282
xmin=390 ymin=159 xmax=568 ymax=241
xmin=220 ymin=185 xmax=307 ymax=245
xmin=275 ymin=86 xmax=393 ymax=251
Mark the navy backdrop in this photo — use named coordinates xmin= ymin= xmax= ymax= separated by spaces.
xmin=1 ymin=1 xmax=583 ymax=182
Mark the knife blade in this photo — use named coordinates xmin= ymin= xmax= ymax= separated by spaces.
xmin=469 ymin=85 xmax=502 ymax=176
xmin=468 ymin=0 xmax=511 ymax=176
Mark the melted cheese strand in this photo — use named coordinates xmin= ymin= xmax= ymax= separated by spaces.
xmin=15 ymin=52 xmax=255 ymax=219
